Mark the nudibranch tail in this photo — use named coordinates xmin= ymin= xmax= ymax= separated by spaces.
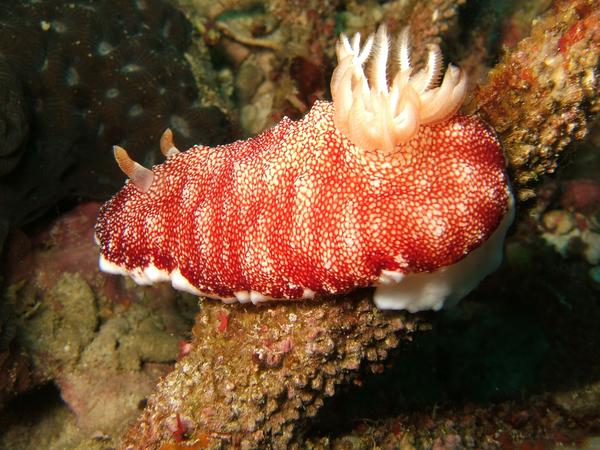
xmin=331 ymin=26 xmax=468 ymax=154
xmin=113 ymin=145 xmax=154 ymax=192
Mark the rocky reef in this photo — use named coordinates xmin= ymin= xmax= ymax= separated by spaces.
xmin=1 ymin=202 xmax=199 ymax=447
xmin=174 ymin=0 xmax=467 ymax=136
xmin=0 ymin=0 xmax=599 ymax=449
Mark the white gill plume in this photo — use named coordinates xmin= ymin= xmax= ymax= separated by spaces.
xmin=331 ymin=26 xmax=467 ymax=154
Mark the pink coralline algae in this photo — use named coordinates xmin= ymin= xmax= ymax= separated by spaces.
xmin=95 ymin=27 xmax=513 ymax=312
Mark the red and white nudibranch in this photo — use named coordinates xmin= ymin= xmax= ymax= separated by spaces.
xmin=95 ymin=27 xmax=514 ymax=312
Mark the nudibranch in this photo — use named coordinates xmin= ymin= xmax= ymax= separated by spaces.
xmin=95 ymin=27 xmax=514 ymax=312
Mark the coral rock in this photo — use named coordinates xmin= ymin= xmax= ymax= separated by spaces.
xmin=120 ymin=294 xmax=420 ymax=449
xmin=472 ymin=0 xmax=600 ymax=201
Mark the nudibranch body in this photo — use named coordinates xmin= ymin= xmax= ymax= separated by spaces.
xmin=95 ymin=27 xmax=514 ymax=312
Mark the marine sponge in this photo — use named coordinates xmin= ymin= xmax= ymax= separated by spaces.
xmin=0 ymin=0 xmax=232 ymax=226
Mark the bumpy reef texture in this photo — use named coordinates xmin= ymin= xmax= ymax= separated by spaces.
xmin=472 ymin=0 xmax=600 ymax=201
xmin=120 ymin=295 xmax=419 ymax=449
xmin=0 ymin=0 xmax=232 ymax=227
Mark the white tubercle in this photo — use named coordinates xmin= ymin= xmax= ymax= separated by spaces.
xmin=171 ymin=268 xmax=202 ymax=295
xmin=331 ymin=26 xmax=467 ymax=153
xmin=97 ymin=254 xmax=287 ymax=305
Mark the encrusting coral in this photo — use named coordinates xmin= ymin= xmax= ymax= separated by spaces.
xmin=471 ymin=0 xmax=600 ymax=201
xmin=115 ymin=1 xmax=599 ymax=449
xmin=120 ymin=294 xmax=419 ymax=449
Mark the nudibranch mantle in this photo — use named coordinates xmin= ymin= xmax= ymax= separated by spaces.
xmin=95 ymin=27 xmax=513 ymax=312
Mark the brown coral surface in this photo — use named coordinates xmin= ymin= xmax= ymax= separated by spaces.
xmin=472 ymin=0 xmax=600 ymax=201
xmin=120 ymin=295 xmax=419 ymax=449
